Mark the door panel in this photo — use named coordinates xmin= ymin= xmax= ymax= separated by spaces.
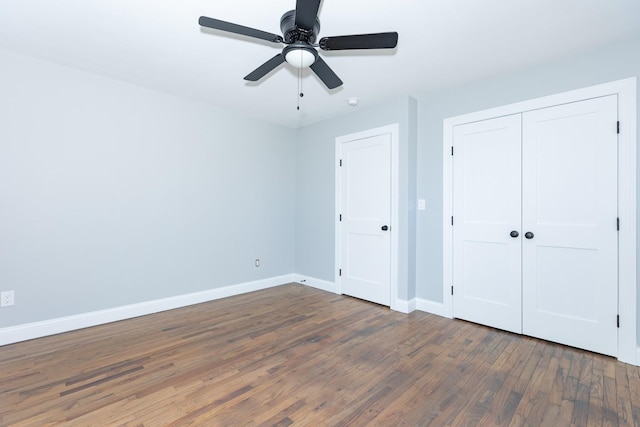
xmin=522 ymin=95 xmax=618 ymax=356
xmin=340 ymin=133 xmax=391 ymax=306
xmin=453 ymin=114 xmax=522 ymax=333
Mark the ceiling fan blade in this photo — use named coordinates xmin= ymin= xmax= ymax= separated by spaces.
xmin=199 ymin=16 xmax=283 ymax=43
xmin=295 ymin=0 xmax=322 ymax=31
xmin=244 ymin=54 xmax=286 ymax=81
xmin=319 ymin=32 xmax=398 ymax=51
xmin=309 ymin=57 xmax=343 ymax=89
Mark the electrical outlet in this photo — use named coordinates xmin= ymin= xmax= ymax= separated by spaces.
xmin=255 ymin=259 xmax=260 ymax=267
xmin=1 ymin=291 xmax=15 ymax=307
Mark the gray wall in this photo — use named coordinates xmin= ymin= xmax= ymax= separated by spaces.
xmin=3 ymin=35 xmax=640 ymax=340
xmin=0 ymin=49 xmax=296 ymax=328
xmin=415 ymin=37 xmax=640 ymax=304
xmin=293 ymin=37 xmax=640 ymax=334
xmin=294 ymin=96 xmax=417 ymax=301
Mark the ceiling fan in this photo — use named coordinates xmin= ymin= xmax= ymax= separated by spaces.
xmin=198 ymin=0 xmax=398 ymax=89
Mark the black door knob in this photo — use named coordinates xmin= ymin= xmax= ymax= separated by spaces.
xmin=381 ymin=225 xmax=389 ymax=231
xmin=510 ymin=230 xmax=519 ymax=238
xmin=525 ymin=232 xmax=534 ymax=239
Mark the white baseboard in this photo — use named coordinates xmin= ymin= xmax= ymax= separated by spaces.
xmin=295 ymin=276 xmax=418 ymax=315
xmin=294 ymin=275 xmax=338 ymax=293
xmin=392 ymin=298 xmax=416 ymax=314
xmin=294 ymin=276 xmax=421 ymax=316
xmin=0 ymin=277 xmax=463 ymax=348
xmin=416 ymin=298 xmax=451 ymax=318
xmin=0 ymin=274 xmax=295 ymax=347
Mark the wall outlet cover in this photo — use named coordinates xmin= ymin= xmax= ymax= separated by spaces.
xmin=1 ymin=290 xmax=15 ymax=307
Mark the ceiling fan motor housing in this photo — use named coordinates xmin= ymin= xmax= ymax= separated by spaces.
xmin=280 ymin=10 xmax=320 ymax=44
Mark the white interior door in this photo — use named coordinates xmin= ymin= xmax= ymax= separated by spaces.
xmin=522 ymin=95 xmax=619 ymax=356
xmin=452 ymin=114 xmax=522 ymax=333
xmin=339 ymin=133 xmax=391 ymax=306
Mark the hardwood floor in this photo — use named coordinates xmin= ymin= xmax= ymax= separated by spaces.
xmin=1 ymin=283 xmax=640 ymax=426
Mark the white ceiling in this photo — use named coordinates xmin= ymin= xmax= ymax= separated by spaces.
xmin=1 ymin=1 xmax=639 ymax=128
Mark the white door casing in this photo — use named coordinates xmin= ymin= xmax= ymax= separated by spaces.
xmin=336 ymin=124 xmax=399 ymax=308
xmin=452 ymin=114 xmax=522 ymax=333
xmin=443 ymin=78 xmax=637 ymax=364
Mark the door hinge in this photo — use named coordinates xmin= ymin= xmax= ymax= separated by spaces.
xmin=617 ymin=217 xmax=620 ymax=231
xmin=339 ymin=214 xmax=342 ymax=222
xmin=451 ymin=216 xmax=454 ymax=226
xmin=617 ymin=121 xmax=620 ymax=134
xmin=451 ymin=285 xmax=454 ymax=295
xmin=451 ymin=146 xmax=454 ymax=156
xmin=339 ymin=268 xmax=342 ymax=277
xmin=617 ymin=314 xmax=620 ymax=328
xmin=339 ymin=159 xmax=343 ymax=167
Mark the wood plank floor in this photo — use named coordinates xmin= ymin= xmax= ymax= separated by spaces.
xmin=1 ymin=283 xmax=640 ymax=426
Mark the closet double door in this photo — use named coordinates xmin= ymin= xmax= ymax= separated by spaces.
xmin=452 ymin=95 xmax=619 ymax=356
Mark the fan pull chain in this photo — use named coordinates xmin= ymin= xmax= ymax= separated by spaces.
xmin=297 ymin=50 xmax=304 ymax=111
xmin=297 ymin=64 xmax=304 ymax=111
xmin=297 ymin=67 xmax=300 ymax=111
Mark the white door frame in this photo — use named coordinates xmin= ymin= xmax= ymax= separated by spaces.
xmin=442 ymin=78 xmax=637 ymax=365
xmin=336 ymin=124 xmax=400 ymax=310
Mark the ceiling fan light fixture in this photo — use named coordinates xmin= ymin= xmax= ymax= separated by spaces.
xmin=283 ymin=45 xmax=317 ymax=68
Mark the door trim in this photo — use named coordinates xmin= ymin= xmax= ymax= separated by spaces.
xmin=442 ymin=78 xmax=637 ymax=364
xmin=336 ymin=124 xmax=400 ymax=310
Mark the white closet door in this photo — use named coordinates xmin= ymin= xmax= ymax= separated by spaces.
xmin=522 ymin=95 xmax=618 ymax=356
xmin=452 ymin=114 xmax=522 ymax=333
